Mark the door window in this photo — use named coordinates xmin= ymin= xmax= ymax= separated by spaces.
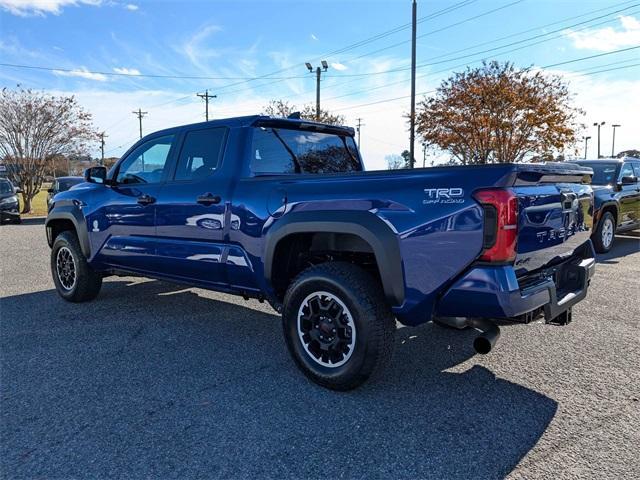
xmin=174 ymin=128 xmax=226 ymax=181
xmin=620 ymin=162 xmax=635 ymax=180
xmin=632 ymin=163 xmax=640 ymax=177
xmin=116 ymin=135 xmax=175 ymax=185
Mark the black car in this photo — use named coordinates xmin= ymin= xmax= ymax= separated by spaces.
xmin=575 ymin=157 xmax=640 ymax=253
xmin=47 ymin=176 xmax=84 ymax=207
xmin=0 ymin=178 xmax=21 ymax=224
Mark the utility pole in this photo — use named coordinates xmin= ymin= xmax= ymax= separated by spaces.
xmin=356 ymin=118 xmax=364 ymax=147
xmin=197 ymin=89 xmax=217 ymax=121
xmin=593 ymin=121 xmax=605 ymax=158
xmin=583 ymin=136 xmax=591 ymax=159
xmin=99 ymin=132 xmax=107 ymax=166
xmin=611 ymin=124 xmax=621 ymax=157
xmin=422 ymin=142 xmax=427 ymax=168
xmin=132 ymin=108 xmax=148 ymax=139
xmin=409 ymin=0 xmax=417 ymax=168
xmin=306 ymin=61 xmax=328 ymax=120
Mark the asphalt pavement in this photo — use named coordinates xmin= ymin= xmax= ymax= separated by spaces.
xmin=1 ymin=219 xmax=639 ymax=479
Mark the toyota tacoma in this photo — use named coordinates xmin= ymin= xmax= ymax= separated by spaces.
xmin=46 ymin=115 xmax=596 ymax=390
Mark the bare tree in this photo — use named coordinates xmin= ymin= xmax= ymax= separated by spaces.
xmin=0 ymin=87 xmax=97 ymax=213
xmin=262 ymin=99 xmax=345 ymax=126
xmin=385 ymin=154 xmax=406 ymax=170
xmin=416 ymin=61 xmax=583 ymax=164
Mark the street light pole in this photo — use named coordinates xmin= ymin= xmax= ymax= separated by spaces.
xmin=611 ymin=124 xmax=621 ymax=157
xmin=593 ymin=121 xmax=605 ymax=158
xmin=409 ymin=0 xmax=417 ymax=168
xmin=583 ymin=136 xmax=591 ymax=159
xmin=422 ymin=142 xmax=426 ymax=168
xmin=306 ymin=61 xmax=328 ymax=120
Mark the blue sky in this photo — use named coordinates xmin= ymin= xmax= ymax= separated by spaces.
xmin=1 ymin=0 xmax=638 ymax=168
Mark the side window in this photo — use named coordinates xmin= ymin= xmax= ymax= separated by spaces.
xmin=250 ymin=127 xmax=296 ymax=175
xmin=632 ymin=163 xmax=640 ymax=177
xmin=174 ymin=128 xmax=226 ymax=181
xmin=620 ymin=162 xmax=635 ymax=180
xmin=116 ymin=135 xmax=174 ymax=185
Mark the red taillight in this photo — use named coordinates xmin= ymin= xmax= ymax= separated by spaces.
xmin=473 ymin=188 xmax=518 ymax=263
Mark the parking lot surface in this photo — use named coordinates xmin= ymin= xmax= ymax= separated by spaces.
xmin=1 ymin=220 xmax=639 ymax=479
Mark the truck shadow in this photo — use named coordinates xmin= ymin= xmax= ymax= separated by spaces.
xmin=1 ymin=280 xmax=557 ymax=479
xmin=597 ymin=233 xmax=640 ymax=264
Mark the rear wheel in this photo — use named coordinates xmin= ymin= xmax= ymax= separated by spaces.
xmin=593 ymin=211 xmax=615 ymax=253
xmin=282 ymin=262 xmax=395 ymax=390
xmin=51 ymin=231 xmax=102 ymax=302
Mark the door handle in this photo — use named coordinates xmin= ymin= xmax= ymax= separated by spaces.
xmin=137 ymin=194 xmax=156 ymax=205
xmin=197 ymin=193 xmax=221 ymax=206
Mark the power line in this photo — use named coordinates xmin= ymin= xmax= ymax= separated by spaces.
xmin=203 ymin=0 xmax=480 ymax=94
xmin=332 ymin=60 xmax=640 ymax=114
xmin=319 ymin=2 xmax=640 ymax=78
xmin=293 ymin=0 xmax=638 ymax=100
xmin=322 ymin=44 xmax=640 ymax=105
xmin=345 ymin=0 xmax=525 ymax=65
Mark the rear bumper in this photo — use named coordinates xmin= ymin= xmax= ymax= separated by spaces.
xmin=436 ymin=240 xmax=596 ymax=321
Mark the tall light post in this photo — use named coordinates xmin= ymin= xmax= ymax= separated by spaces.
xmin=593 ymin=121 xmax=605 ymax=158
xmin=583 ymin=136 xmax=591 ymax=159
xmin=409 ymin=0 xmax=417 ymax=168
xmin=611 ymin=124 xmax=621 ymax=157
xmin=306 ymin=61 xmax=328 ymax=121
xmin=422 ymin=142 xmax=427 ymax=168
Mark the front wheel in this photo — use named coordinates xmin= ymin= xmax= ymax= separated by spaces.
xmin=593 ymin=211 xmax=616 ymax=253
xmin=51 ymin=231 xmax=102 ymax=302
xmin=282 ymin=262 xmax=395 ymax=390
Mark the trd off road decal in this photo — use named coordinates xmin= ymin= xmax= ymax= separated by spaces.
xmin=423 ymin=188 xmax=465 ymax=204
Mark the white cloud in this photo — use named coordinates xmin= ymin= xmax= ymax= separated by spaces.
xmin=565 ymin=15 xmax=640 ymax=51
xmin=124 ymin=3 xmax=137 ymax=10
xmin=331 ymin=62 xmax=348 ymax=71
xmin=54 ymin=67 xmax=108 ymax=81
xmin=310 ymin=33 xmax=318 ymax=41
xmin=182 ymin=24 xmax=223 ymax=70
xmin=0 ymin=0 xmax=101 ymax=16
xmin=113 ymin=67 xmax=141 ymax=75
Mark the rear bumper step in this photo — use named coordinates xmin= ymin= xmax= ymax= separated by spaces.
xmin=435 ymin=240 xmax=596 ymax=323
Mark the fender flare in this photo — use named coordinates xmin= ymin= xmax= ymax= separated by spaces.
xmin=45 ymin=203 xmax=91 ymax=257
xmin=264 ymin=210 xmax=405 ymax=306
xmin=596 ymin=201 xmax=619 ymax=226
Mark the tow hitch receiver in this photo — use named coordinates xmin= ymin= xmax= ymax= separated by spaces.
xmin=546 ymin=307 xmax=573 ymax=326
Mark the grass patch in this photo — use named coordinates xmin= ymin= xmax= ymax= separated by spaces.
xmin=19 ymin=186 xmax=50 ymax=217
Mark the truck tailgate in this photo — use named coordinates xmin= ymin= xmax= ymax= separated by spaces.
xmin=512 ymin=164 xmax=593 ymax=275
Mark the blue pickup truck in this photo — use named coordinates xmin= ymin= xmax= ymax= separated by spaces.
xmin=45 ymin=115 xmax=596 ymax=390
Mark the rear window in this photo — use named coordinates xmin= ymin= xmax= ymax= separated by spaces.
xmin=58 ymin=178 xmax=82 ymax=192
xmin=250 ymin=127 xmax=361 ymax=175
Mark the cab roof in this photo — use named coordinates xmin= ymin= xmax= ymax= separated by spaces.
xmin=148 ymin=115 xmax=355 ymax=138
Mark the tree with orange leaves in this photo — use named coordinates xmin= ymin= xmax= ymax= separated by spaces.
xmin=416 ymin=61 xmax=583 ymax=164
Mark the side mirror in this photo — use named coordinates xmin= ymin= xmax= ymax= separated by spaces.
xmin=621 ymin=176 xmax=638 ymax=185
xmin=84 ymin=166 xmax=107 ymax=184
xmin=15 ymin=187 xmax=23 ymax=194
xmin=47 ymin=188 xmax=54 ymax=193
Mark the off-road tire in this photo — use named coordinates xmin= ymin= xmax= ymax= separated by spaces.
xmin=51 ymin=230 xmax=102 ymax=302
xmin=592 ymin=211 xmax=616 ymax=253
xmin=282 ymin=262 xmax=395 ymax=390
